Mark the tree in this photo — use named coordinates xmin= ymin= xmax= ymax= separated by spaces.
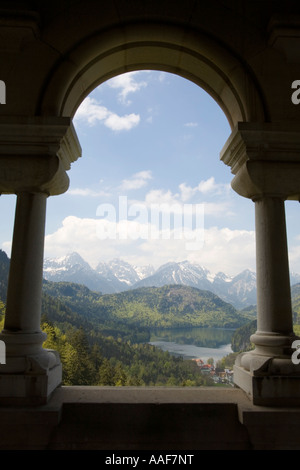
xmin=61 ymin=327 xmax=96 ymax=385
xmin=113 ymin=362 xmax=127 ymax=386
xmin=98 ymin=358 xmax=115 ymax=385
xmin=42 ymin=321 xmax=59 ymax=350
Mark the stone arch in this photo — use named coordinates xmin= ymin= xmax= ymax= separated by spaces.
xmin=38 ymin=22 xmax=267 ymax=129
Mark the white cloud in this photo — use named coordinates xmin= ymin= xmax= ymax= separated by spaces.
xmin=140 ymin=180 xmax=232 ymax=217
xmin=43 ymin=215 xmax=256 ymax=275
xmin=74 ymin=96 xmax=140 ymax=131
xmin=192 ymin=226 xmax=256 ymax=275
xmin=138 ymin=226 xmax=256 ymax=275
xmin=74 ymin=97 xmax=109 ymax=125
xmin=44 ymin=216 xmax=120 ymax=266
xmin=197 ymin=177 xmax=218 ymax=193
xmin=120 ymin=170 xmax=152 ymax=191
xmin=179 ymin=177 xmax=230 ymax=200
xmin=178 ymin=183 xmax=195 ymax=202
xmin=107 ymin=72 xmax=147 ymax=105
xmin=104 ymin=112 xmax=140 ymax=131
xmin=67 ymin=188 xmax=111 ymax=197
xmin=144 ymin=189 xmax=177 ymax=206
xmin=2 ymin=241 xmax=11 ymax=257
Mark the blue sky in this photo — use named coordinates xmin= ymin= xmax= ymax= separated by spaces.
xmin=1 ymin=70 xmax=300 ymax=276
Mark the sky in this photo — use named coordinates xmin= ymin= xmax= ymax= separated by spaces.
xmin=1 ymin=70 xmax=300 ymax=276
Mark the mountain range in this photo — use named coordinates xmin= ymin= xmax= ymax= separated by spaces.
xmin=43 ymin=253 xmax=155 ymax=296
xmin=42 ymin=252 xmax=300 ymax=309
xmin=0 ymin=250 xmax=251 ymax=332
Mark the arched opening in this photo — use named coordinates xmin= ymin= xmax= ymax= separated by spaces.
xmin=38 ymin=70 xmax=258 ymax=387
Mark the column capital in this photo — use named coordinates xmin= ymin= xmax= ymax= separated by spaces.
xmin=220 ymin=122 xmax=300 ymax=200
xmin=0 ymin=116 xmax=82 ymax=195
xmin=220 ymin=122 xmax=300 ymax=174
xmin=231 ymin=160 xmax=300 ymax=200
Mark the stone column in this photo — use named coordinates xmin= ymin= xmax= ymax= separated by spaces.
xmin=250 ymin=196 xmax=294 ymax=356
xmin=0 ymin=117 xmax=81 ymax=405
xmin=221 ymin=123 xmax=300 ymax=406
xmin=0 ymin=192 xmax=62 ymax=391
xmin=5 ymin=192 xmax=48 ymax=334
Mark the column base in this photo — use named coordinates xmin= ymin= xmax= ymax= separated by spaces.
xmin=0 ymin=349 xmax=62 ymax=406
xmin=0 ymin=331 xmax=62 ymax=405
xmin=234 ymin=351 xmax=300 ymax=406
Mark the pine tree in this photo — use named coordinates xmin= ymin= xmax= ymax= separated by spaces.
xmin=98 ymin=358 xmax=115 ymax=385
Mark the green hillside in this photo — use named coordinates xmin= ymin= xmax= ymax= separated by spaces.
xmin=41 ymin=280 xmax=150 ymax=344
xmin=42 ymin=281 xmax=250 ymax=329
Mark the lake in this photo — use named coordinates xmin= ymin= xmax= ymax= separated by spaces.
xmin=149 ymin=327 xmax=234 ymax=364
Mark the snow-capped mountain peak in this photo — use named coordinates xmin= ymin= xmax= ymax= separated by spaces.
xmin=133 ymin=264 xmax=155 ymax=280
xmin=131 ymin=260 xmax=257 ymax=308
xmin=43 ymin=252 xmax=90 ymax=273
xmin=98 ymin=258 xmax=140 ymax=286
xmin=43 ymin=252 xmax=261 ymax=308
xmin=43 ymin=253 xmax=124 ymax=294
xmin=96 ymin=258 xmax=155 ymax=286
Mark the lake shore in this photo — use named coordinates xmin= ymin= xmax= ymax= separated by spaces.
xmin=148 ymin=327 xmax=234 ymax=364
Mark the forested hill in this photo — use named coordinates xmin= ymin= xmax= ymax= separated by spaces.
xmin=97 ymin=284 xmax=250 ymax=328
xmin=42 ymin=281 xmax=251 ymax=329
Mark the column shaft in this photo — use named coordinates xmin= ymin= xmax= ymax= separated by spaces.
xmin=4 ymin=192 xmax=47 ymax=333
xmin=254 ymin=196 xmax=293 ymax=337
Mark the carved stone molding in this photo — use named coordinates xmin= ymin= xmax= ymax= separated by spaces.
xmin=0 ymin=116 xmax=81 ymax=195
